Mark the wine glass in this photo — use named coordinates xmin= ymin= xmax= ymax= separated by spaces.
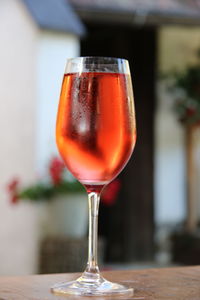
xmin=51 ymin=57 xmax=136 ymax=296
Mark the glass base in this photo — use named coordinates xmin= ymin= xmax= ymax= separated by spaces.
xmin=51 ymin=275 xmax=134 ymax=296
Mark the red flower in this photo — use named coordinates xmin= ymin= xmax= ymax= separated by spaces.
xmin=186 ymin=107 xmax=196 ymax=116
xmin=10 ymin=194 xmax=19 ymax=204
xmin=49 ymin=157 xmax=65 ymax=185
xmin=7 ymin=178 xmax=19 ymax=192
xmin=7 ymin=178 xmax=19 ymax=205
xmin=101 ymin=179 xmax=121 ymax=206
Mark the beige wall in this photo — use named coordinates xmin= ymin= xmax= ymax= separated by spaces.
xmin=159 ymin=26 xmax=200 ymax=73
xmin=0 ymin=0 xmax=38 ymax=275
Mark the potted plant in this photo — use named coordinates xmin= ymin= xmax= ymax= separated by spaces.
xmin=166 ymin=59 xmax=200 ymax=127
xmin=7 ymin=157 xmax=87 ymax=237
xmin=166 ymin=50 xmax=200 ymax=264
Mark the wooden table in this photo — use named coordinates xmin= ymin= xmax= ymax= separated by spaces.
xmin=0 ymin=266 xmax=200 ymax=299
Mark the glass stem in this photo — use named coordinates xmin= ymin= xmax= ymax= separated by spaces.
xmin=83 ymin=191 xmax=101 ymax=279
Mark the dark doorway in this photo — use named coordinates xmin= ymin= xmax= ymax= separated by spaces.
xmin=81 ymin=24 xmax=156 ymax=262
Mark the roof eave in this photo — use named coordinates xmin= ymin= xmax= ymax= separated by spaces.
xmin=38 ymin=23 xmax=86 ymax=36
xmin=73 ymin=8 xmax=200 ymax=27
xmin=22 ymin=0 xmax=86 ymax=37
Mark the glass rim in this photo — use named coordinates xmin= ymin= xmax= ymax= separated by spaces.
xmin=66 ymin=56 xmax=129 ymax=63
xmin=64 ymin=56 xmax=130 ymax=74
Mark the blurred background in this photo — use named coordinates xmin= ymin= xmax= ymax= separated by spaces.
xmin=1 ymin=0 xmax=200 ymax=276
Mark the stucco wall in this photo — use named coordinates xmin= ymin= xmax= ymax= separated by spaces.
xmin=36 ymin=31 xmax=80 ymax=173
xmin=0 ymin=0 xmax=80 ymax=275
xmin=155 ymin=26 xmax=200 ymax=225
xmin=0 ymin=0 xmax=38 ymax=275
